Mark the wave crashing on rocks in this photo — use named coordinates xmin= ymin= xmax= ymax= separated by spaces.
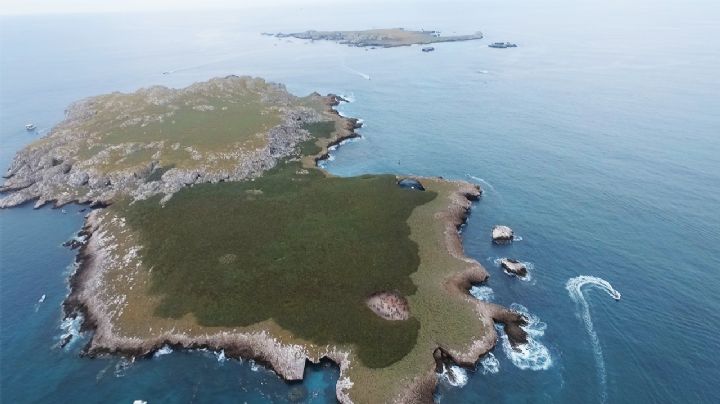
xmin=498 ymin=303 xmax=552 ymax=371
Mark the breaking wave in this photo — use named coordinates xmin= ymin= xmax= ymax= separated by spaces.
xmin=479 ymin=352 xmax=500 ymax=374
xmin=566 ymin=276 xmax=621 ymax=403
xmin=153 ymin=345 xmax=173 ymax=358
xmin=499 ymin=304 xmax=552 ymax=371
xmin=58 ymin=314 xmax=84 ymax=349
xmin=215 ymin=349 xmax=227 ymax=362
xmin=469 ymin=285 xmax=494 ymax=302
xmin=438 ymin=364 xmax=469 ymax=387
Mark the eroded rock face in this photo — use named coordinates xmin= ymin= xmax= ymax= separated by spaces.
xmin=492 ymin=225 xmax=514 ymax=243
xmin=500 ymin=258 xmax=527 ymax=277
xmin=366 ymin=291 xmax=410 ymax=321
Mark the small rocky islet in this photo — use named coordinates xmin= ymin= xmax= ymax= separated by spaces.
xmin=2 ymin=76 xmax=528 ymax=403
xmin=266 ymin=28 xmax=484 ymax=48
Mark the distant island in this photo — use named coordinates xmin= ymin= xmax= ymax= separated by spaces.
xmin=0 ymin=76 xmax=526 ymax=403
xmin=265 ymin=28 xmax=483 ymax=48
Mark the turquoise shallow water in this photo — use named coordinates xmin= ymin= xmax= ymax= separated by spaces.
xmin=2 ymin=1 xmax=719 ymax=402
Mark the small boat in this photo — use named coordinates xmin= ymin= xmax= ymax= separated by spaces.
xmin=38 ymin=294 xmax=46 ymax=303
xmin=25 ymin=123 xmax=36 ymax=131
xmin=421 ymin=46 xmax=435 ymax=52
xmin=488 ymin=42 xmax=517 ymax=48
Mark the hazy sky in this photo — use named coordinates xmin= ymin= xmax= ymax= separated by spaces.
xmin=0 ymin=0 xmax=337 ymax=15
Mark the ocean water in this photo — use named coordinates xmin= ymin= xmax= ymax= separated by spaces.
xmin=1 ymin=1 xmax=719 ymax=402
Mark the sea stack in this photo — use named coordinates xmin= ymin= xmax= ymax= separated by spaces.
xmin=500 ymin=258 xmax=527 ymax=277
xmin=492 ymin=225 xmax=514 ymax=243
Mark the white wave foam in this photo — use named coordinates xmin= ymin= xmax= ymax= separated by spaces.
xmin=469 ymin=285 xmax=494 ymax=302
xmin=513 ymin=235 xmax=523 ymax=241
xmin=438 ymin=364 xmax=469 ymax=387
xmin=154 ymin=345 xmax=173 ymax=358
xmin=114 ymin=358 xmax=133 ymax=378
xmin=249 ymin=359 xmax=260 ymax=372
xmin=499 ymin=304 xmax=552 ymax=371
xmin=58 ymin=314 xmax=84 ymax=348
xmin=479 ymin=352 xmax=500 ymax=374
xmin=566 ymin=276 xmax=621 ymax=403
xmin=215 ymin=349 xmax=227 ymax=362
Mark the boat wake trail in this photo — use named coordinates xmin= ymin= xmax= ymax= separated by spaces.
xmin=342 ymin=65 xmax=371 ymax=80
xmin=566 ymin=276 xmax=621 ymax=403
xmin=467 ymin=175 xmax=496 ymax=193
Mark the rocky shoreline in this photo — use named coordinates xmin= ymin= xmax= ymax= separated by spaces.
xmin=0 ymin=76 xmax=345 ymax=209
xmin=8 ymin=77 xmax=529 ymax=403
xmin=62 ymin=175 xmax=527 ymax=403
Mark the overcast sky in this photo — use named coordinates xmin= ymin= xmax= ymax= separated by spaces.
xmin=0 ymin=0 xmax=338 ymax=15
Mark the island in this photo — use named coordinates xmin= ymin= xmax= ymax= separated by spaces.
xmin=0 ymin=76 xmax=526 ymax=403
xmin=266 ymin=28 xmax=483 ymax=48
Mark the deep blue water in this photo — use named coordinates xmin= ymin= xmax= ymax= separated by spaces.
xmin=1 ymin=1 xmax=719 ymax=402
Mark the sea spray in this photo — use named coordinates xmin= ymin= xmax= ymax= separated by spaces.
xmin=469 ymin=285 xmax=494 ymax=302
xmin=498 ymin=304 xmax=552 ymax=371
xmin=153 ymin=345 xmax=173 ymax=358
xmin=215 ymin=349 xmax=227 ymax=363
xmin=438 ymin=364 xmax=469 ymax=387
xmin=479 ymin=353 xmax=500 ymax=374
xmin=58 ymin=314 xmax=84 ymax=349
xmin=566 ymin=276 xmax=621 ymax=403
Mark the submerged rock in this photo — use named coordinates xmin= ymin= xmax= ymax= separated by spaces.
xmin=500 ymin=258 xmax=527 ymax=277
xmin=492 ymin=225 xmax=513 ymax=243
xmin=397 ymin=178 xmax=425 ymax=191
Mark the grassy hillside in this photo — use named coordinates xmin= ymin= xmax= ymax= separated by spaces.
xmin=122 ymin=163 xmax=437 ymax=368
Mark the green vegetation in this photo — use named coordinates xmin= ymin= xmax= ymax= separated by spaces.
xmin=299 ymin=121 xmax=336 ymax=156
xmin=101 ymin=95 xmax=279 ymax=152
xmin=122 ymin=163 xmax=437 ymax=368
